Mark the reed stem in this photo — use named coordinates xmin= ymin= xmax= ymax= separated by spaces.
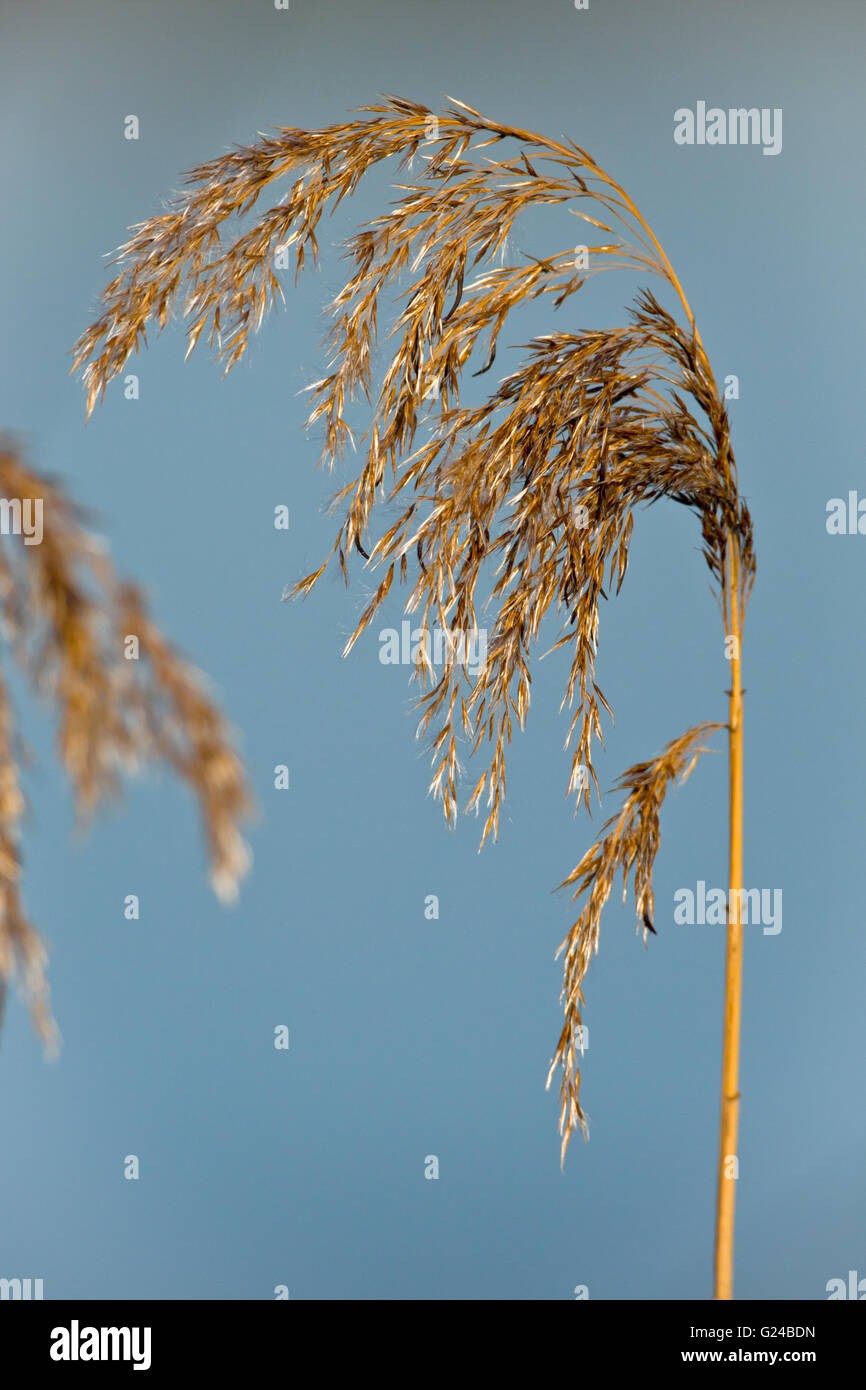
xmin=714 ymin=541 xmax=743 ymax=1299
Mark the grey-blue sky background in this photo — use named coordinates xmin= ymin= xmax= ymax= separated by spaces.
xmin=0 ymin=0 xmax=863 ymax=1299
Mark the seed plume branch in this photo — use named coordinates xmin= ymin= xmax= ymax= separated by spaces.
xmin=547 ymin=721 xmax=723 ymax=1163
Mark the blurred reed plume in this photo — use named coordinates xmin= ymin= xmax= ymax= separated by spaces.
xmin=0 ymin=439 xmax=253 ymax=1050
xmin=73 ymin=96 xmax=755 ymax=1297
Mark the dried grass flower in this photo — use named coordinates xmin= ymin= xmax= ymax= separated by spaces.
xmin=0 ymin=439 xmax=253 ymax=1047
xmin=72 ymin=97 xmax=754 ymax=1200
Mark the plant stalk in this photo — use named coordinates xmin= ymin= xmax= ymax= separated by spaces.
xmin=714 ymin=542 xmax=743 ymax=1299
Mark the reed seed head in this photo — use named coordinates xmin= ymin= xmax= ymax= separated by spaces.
xmin=73 ymin=97 xmax=754 ymax=1157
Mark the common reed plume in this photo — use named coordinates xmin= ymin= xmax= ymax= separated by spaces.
xmin=73 ymin=97 xmax=755 ymax=1298
xmin=0 ymin=439 xmax=253 ymax=1049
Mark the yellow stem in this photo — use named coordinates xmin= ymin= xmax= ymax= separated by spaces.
xmin=714 ymin=541 xmax=743 ymax=1298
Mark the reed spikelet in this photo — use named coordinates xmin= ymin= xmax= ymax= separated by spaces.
xmin=73 ymin=96 xmax=755 ymax=1296
xmin=0 ymin=439 xmax=253 ymax=1047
